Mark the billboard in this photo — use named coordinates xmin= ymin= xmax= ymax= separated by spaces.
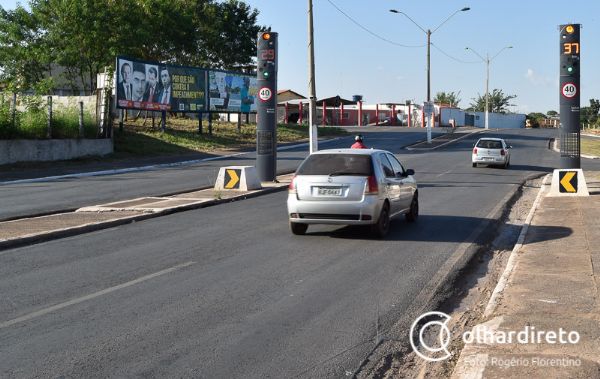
xmin=208 ymin=71 xmax=258 ymax=113
xmin=116 ymin=57 xmax=206 ymax=112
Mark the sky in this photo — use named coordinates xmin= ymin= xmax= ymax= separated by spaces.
xmin=1 ymin=0 xmax=598 ymax=114
xmin=244 ymin=0 xmax=599 ymax=114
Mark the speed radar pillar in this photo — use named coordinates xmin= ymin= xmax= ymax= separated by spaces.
xmin=559 ymin=24 xmax=581 ymax=169
xmin=256 ymin=31 xmax=278 ymax=181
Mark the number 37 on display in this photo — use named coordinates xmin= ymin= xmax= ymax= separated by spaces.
xmin=563 ymin=42 xmax=580 ymax=55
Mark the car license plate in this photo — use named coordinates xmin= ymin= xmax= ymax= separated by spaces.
xmin=317 ymin=187 xmax=342 ymax=196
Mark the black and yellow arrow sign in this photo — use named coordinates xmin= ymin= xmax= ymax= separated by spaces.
xmin=224 ymin=169 xmax=241 ymax=189
xmin=559 ymin=171 xmax=578 ymax=193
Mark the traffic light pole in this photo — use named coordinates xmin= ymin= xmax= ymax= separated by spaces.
xmin=559 ymin=24 xmax=581 ymax=169
xmin=256 ymin=32 xmax=278 ymax=181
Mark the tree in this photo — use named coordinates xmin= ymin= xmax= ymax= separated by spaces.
xmin=527 ymin=112 xmax=546 ymax=128
xmin=434 ymin=91 xmax=461 ymax=107
xmin=0 ymin=5 xmax=49 ymax=92
xmin=580 ymin=99 xmax=600 ymax=126
xmin=0 ymin=0 xmax=265 ymax=94
xmin=469 ymin=89 xmax=517 ymax=114
xmin=547 ymin=110 xmax=558 ymax=117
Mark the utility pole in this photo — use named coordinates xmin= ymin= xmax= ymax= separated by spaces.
xmin=466 ymin=46 xmax=512 ymax=130
xmin=426 ymin=29 xmax=431 ymax=102
xmin=308 ymin=0 xmax=318 ymax=153
xmin=485 ymin=53 xmax=490 ymax=130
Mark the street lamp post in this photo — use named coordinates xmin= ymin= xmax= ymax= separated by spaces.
xmin=390 ymin=7 xmax=470 ymax=102
xmin=465 ymin=46 xmax=513 ymax=129
xmin=308 ymin=0 xmax=318 ymax=153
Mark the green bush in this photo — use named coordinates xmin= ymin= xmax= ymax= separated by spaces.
xmin=0 ymin=103 xmax=17 ymax=138
xmin=20 ymin=109 xmax=48 ymax=138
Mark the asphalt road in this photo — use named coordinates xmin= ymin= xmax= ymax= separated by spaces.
xmin=0 ymin=128 xmax=438 ymax=221
xmin=3 ymin=128 xmax=600 ymax=378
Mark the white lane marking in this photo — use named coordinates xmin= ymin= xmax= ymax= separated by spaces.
xmin=436 ymin=169 xmax=453 ymax=178
xmin=0 ymin=261 xmax=195 ymax=329
xmin=0 ymin=139 xmax=343 ymax=186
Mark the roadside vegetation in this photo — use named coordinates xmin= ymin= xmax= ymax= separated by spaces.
xmin=0 ymin=1 xmax=262 ymax=95
xmin=0 ymin=97 xmax=96 ymax=139
xmin=113 ymin=118 xmax=348 ymax=157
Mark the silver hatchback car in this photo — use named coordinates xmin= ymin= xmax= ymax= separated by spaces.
xmin=472 ymin=137 xmax=512 ymax=168
xmin=287 ymin=149 xmax=418 ymax=237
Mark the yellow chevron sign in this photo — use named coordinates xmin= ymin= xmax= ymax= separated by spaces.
xmin=559 ymin=171 xmax=577 ymax=193
xmin=225 ymin=169 xmax=241 ymax=189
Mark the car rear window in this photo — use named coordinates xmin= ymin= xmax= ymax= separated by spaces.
xmin=476 ymin=140 xmax=503 ymax=149
xmin=296 ymin=154 xmax=374 ymax=176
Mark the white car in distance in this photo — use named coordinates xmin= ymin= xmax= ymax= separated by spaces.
xmin=472 ymin=138 xmax=512 ymax=168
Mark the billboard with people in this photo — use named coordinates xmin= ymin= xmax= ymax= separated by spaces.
xmin=116 ymin=57 xmax=257 ymax=113
xmin=116 ymin=57 xmax=206 ymax=112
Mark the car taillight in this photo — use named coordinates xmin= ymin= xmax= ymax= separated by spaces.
xmin=365 ymin=175 xmax=378 ymax=194
xmin=500 ymin=149 xmax=506 ymax=156
xmin=288 ymin=175 xmax=297 ymax=194
xmin=473 ymin=147 xmax=478 ymax=154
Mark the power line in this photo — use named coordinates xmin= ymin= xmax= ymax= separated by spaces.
xmin=431 ymin=43 xmax=479 ymax=64
xmin=325 ymin=0 xmax=425 ymax=48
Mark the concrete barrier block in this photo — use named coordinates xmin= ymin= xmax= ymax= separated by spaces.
xmin=214 ymin=166 xmax=262 ymax=191
xmin=548 ymin=169 xmax=589 ymax=197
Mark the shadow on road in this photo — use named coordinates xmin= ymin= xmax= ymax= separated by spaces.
xmin=305 ymin=214 xmax=572 ymax=244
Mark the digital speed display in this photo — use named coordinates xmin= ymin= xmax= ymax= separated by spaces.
xmin=563 ymin=42 xmax=579 ymax=55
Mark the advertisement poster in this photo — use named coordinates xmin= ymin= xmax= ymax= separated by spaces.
xmin=116 ymin=57 xmax=206 ymax=112
xmin=208 ymin=71 xmax=257 ymax=113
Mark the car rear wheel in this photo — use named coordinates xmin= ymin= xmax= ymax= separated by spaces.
xmin=371 ymin=203 xmax=390 ymax=238
xmin=472 ymin=162 xmax=477 ymax=168
xmin=290 ymin=222 xmax=308 ymax=235
xmin=405 ymin=194 xmax=419 ymax=223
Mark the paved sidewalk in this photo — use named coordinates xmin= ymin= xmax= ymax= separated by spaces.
xmin=451 ymin=172 xmax=600 ymax=378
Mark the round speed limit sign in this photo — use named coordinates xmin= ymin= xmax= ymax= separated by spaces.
xmin=258 ymin=87 xmax=273 ymax=102
xmin=562 ymin=83 xmax=577 ymax=98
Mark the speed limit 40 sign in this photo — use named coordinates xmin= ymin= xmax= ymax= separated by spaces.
xmin=258 ymin=87 xmax=273 ymax=102
xmin=562 ymin=82 xmax=577 ymax=98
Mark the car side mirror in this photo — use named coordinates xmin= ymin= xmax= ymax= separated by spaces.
xmin=508 ymin=145 xmax=513 ymax=149
xmin=405 ymin=169 xmax=415 ymax=176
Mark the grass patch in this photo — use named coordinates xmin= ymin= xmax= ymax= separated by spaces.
xmin=581 ymin=138 xmax=600 ymax=157
xmin=52 ymin=108 xmax=97 ymax=139
xmin=113 ymin=117 xmax=348 ymax=156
